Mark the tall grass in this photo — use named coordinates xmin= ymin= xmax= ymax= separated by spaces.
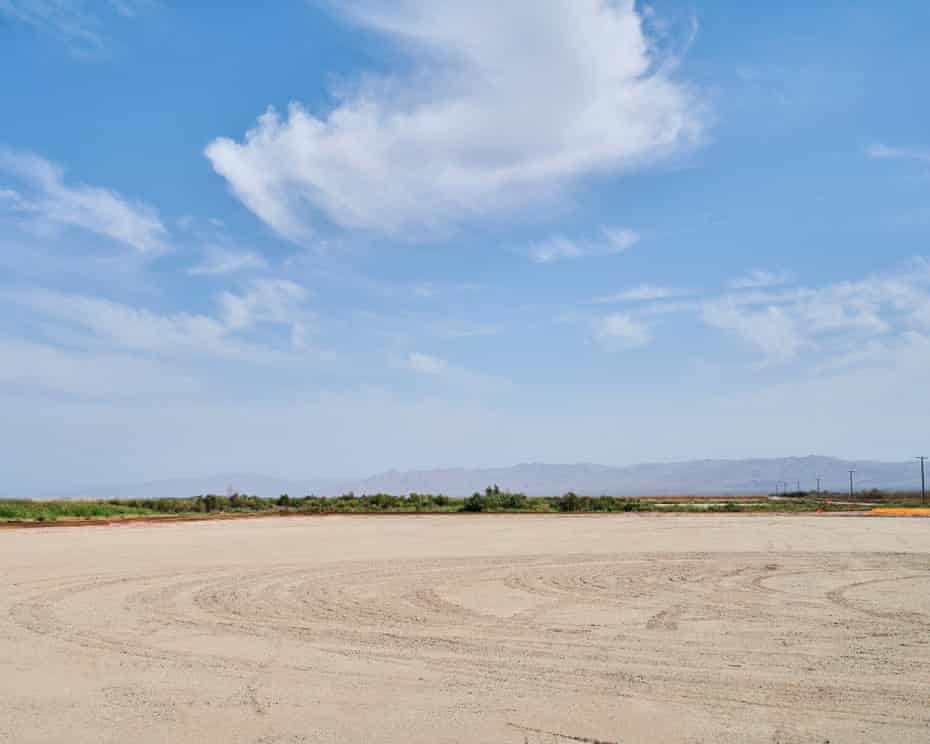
xmin=0 ymin=500 xmax=158 ymax=521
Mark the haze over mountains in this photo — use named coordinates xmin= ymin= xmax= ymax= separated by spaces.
xmin=47 ymin=456 xmax=926 ymax=499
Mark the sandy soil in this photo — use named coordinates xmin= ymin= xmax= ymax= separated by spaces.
xmin=1 ymin=515 xmax=928 ymax=744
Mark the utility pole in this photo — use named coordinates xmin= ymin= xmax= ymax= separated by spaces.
xmin=815 ymin=476 xmax=822 ymax=494
xmin=848 ymin=469 xmax=856 ymax=499
xmin=918 ymin=457 xmax=927 ymax=506
xmin=796 ymin=479 xmax=801 ymax=493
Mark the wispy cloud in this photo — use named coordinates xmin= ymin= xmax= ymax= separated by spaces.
xmin=727 ymin=270 xmax=790 ymax=290
xmin=701 ymin=302 xmax=807 ymax=361
xmin=187 ymin=246 xmax=268 ymax=276
xmin=701 ymin=260 xmax=930 ymax=361
xmin=2 ymin=279 xmax=313 ymax=362
xmin=205 ymin=1 xmax=702 ymax=240
xmin=593 ymin=313 xmax=651 ymax=350
xmin=591 ymin=283 xmax=686 ymax=303
xmin=530 ymin=228 xmax=639 ymax=264
xmin=867 ymin=143 xmax=930 ymax=164
xmin=0 ymin=338 xmax=202 ymax=399
xmin=0 ymin=0 xmax=153 ymax=52
xmin=577 ymin=261 xmax=930 ymax=363
xmin=405 ymin=351 xmax=448 ymax=375
xmin=0 ymin=148 xmax=169 ymax=254
xmin=7 ymin=289 xmax=232 ymax=357
xmin=430 ymin=322 xmax=499 ymax=339
xmin=219 ymin=279 xmax=312 ymax=347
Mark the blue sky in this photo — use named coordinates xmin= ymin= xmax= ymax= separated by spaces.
xmin=2 ymin=1 xmax=929 ymax=489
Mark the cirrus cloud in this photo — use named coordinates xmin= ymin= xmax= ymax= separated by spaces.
xmin=0 ymin=0 xmax=155 ymax=54
xmin=593 ymin=312 xmax=651 ymax=349
xmin=2 ymin=279 xmax=313 ymax=362
xmin=0 ymin=148 xmax=169 ymax=254
xmin=728 ymin=270 xmax=790 ymax=290
xmin=530 ymin=227 xmax=639 ymax=263
xmin=406 ymin=351 xmax=448 ymax=375
xmin=187 ymin=245 xmax=268 ymax=276
xmin=592 ymin=283 xmax=686 ymax=303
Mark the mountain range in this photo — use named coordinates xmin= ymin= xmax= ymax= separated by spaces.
xmin=43 ymin=455 xmax=926 ymax=499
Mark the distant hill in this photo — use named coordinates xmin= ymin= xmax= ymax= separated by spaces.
xmin=339 ymin=456 xmax=919 ymax=496
xmin=57 ymin=473 xmax=344 ymax=501
xmin=39 ymin=456 xmax=925 ymax=499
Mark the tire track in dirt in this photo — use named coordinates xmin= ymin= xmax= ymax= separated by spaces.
xmin=5 ymin=552 xmax=930 ymax=729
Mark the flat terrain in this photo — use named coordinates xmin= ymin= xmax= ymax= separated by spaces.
xmin=1 ymin=515 xmax=929 ymax=743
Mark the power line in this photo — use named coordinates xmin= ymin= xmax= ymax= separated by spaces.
xmin=918 ymin=457 xmax=927 ymax=506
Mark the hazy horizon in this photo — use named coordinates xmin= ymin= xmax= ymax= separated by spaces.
xmin=12 ymin=454 xmax=927 ymax=499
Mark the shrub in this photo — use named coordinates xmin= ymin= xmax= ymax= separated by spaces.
xmin=461 ymin=488 xmax=528 ymax=512
xmin=557 ymin=492 xmax=581 ymax=512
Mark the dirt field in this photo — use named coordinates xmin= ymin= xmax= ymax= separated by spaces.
xmin=1 ymin=515 xmax=928 ymax=744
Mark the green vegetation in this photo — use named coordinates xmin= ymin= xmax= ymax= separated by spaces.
xmin=0 ymin=493 xmax=277 ymax=522
xmin=0 ymin=499 xmax=158 ymax=522
xmin=554 ymin=492 xmax=639 ymax=512
xmin=2 ymin=486 xmax=914 ymax=524
xmin=773 ymin=489 xmax=927 ymax=506
xmin=462 ymin=485 xmax=537 ymax=512
xmin=295 ymin=492 xmax=457 ymax=513
xmin=115 ymin=493 xmax=274 ymax=514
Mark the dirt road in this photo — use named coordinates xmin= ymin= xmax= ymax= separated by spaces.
xmin=1 ymin=515 xmax=928 ymax=743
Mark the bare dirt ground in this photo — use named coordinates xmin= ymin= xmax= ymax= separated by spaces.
xmin=1 ymin=515 xmax=929 ymax=744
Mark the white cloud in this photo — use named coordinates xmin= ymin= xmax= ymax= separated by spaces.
xmin=701 ymin=260 xmax=930 ymax=361
xmin=866 ymin=143 xmax=930 ymax=164
xmin=0 ymin=339 xmax=201 ymax=399
xmin=592 ymin=283 xmax=685 ymax=303
xmin=0 ymin=0 xmax=152 ymax=45
xmin=701 ymin=302 xmax=807 ymax=361
xmin=389 ymin=280 xmax=483 ymax=300
xmin=3 ymin=280 xmax=312 ymax=361
xmin=187 ymin=246 xmax=268 ymax=276
xmin=530 ymin=238 xmax=585 ymax=263
xmin=219 ymin=279 xmax=311 ymax=346
xmin=406 ymin=351 xmax=448 ymax=375
xmin=530 ymin=227 xmax=639 ymax=263
xmin=0 ymin=0 xmax=98 ymax=45
xmin=205 ymin=1 xmax=702 ymax=240
xmin=593 ymin=313 xmax=650 ymax=349
xmin=0 ymin=148 xmax=169 ymax=253
xmin=728 ymin=270 xmax=790 ymax=290
xmin=430 ymin=322 xmax=499 ymax=338
xmin=797 ymin=286 xmax=887 ymax=336
xmin=575 ymin=260 xmax=930 ymax=362
xmin=8 ymin=289 xmax=231 ymax=356
xmin=637 ymin=298 xmax=704 ymax=316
